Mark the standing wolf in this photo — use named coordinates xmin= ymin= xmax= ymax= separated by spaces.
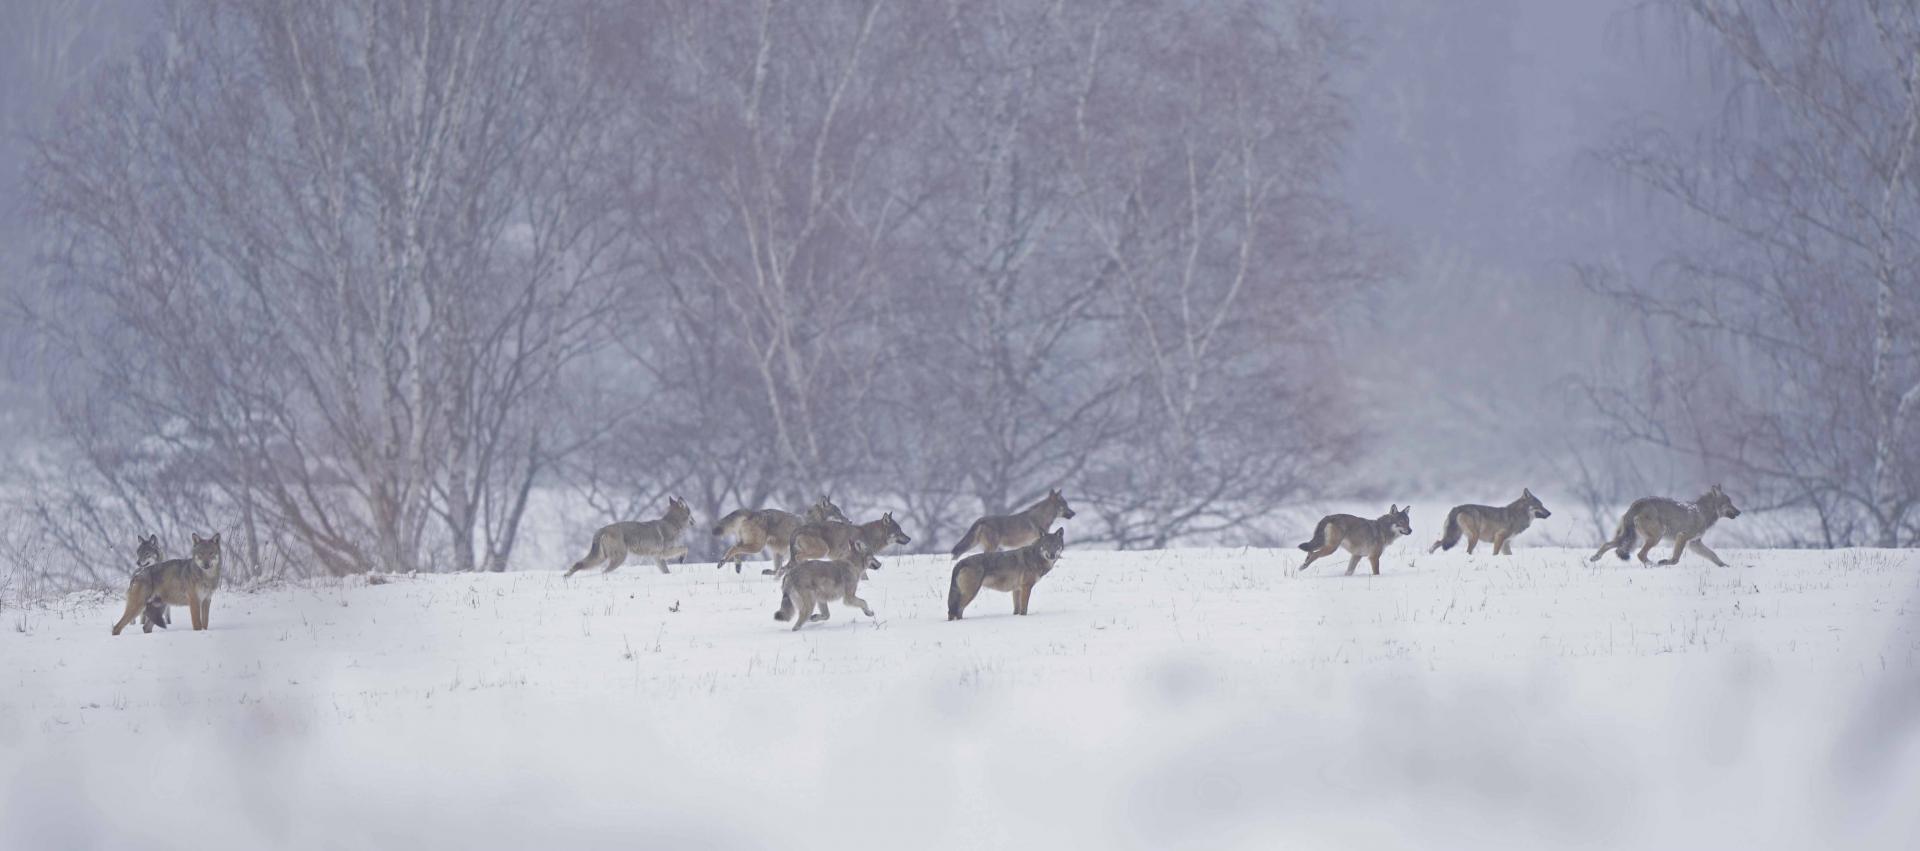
xmin=1430 ymin=489 xmax=1551 ymax=555
xmin=949 ymin=489 xmax=1074 ymax=558
xmin=947 ymin=527 xmax=1066 ymax=620
xmin=712 ymin=496 xmax=849 ymax=574
xmin=1589 ymin=485 xmax=1742 ymax=566
xmin=111 ymin=533 xmax=223 ymax=635
xmin=782 ymin=512 xmax=911 ymax=572
xmin=773 ymin=540 xmax=882 ymax=632
xmin=1297 ymin=506 xmax=1413 ymax=576
xmin=133 ymin=534 xmax=171 ymax=631
xmin=565 ymin=496 xmax=695 ymax=577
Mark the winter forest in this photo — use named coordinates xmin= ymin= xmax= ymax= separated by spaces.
xmin=0 ymin=0 xmax=1914 ymax=589
xmin=3 ymin=2 xmax=1919 ymax=848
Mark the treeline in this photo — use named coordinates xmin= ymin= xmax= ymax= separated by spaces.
xmin=17 ymin=0 xmax=1380 ymax=582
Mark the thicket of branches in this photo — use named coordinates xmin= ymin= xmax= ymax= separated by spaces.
xmin=1583 ymin=0 xmax=1920 ymax=547
xmin=14 ymin=0 xmax=1378 ymax=584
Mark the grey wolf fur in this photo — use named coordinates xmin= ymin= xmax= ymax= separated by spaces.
xmin=783 ymin=511 xmax=910 ymax=571
xmin=565 ymin=497 xmax=695 ymax=577
xmin=713 ymin=496 xmax=849 ymax=574
xmin=772 ymin=540 xmax=882 ymax=632
xmin=1297 ymin=506 xmax=1413 ymax=576
xmin=1430 ymin=489 xmax=1551 ymax=555
xmin=1589 ymin=485 xmax=1741 ymax=566
xmin=135 ymin=535 xmax=170 ymax=631
xmin=950 ymin=489 xmax=1075 ymax=558
xmin=112 ymin=533 xmax=223 ymax=635
xmin=947 ymin=527 xmax=1065 ymax=620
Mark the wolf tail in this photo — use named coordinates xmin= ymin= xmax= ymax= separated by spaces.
xmin=1611 ymin=513 xmax=1636 ymax=561
xmin=950 ymin=522 xmax=983 ymax=559
xmin=946 ymin=563 xmax=967 ymax=619
xmin=565 ymin=533 xmax=603 ymax=578
xmin=1435 ymin=507 xmax=1466 ymax=551
xmin=1298 ymin=516 xmax=1333 ymax=552
xmin=774 ymin=587 xmax=795 ymax=621
xmin=712 ymin=508 xmax=752 ymax=538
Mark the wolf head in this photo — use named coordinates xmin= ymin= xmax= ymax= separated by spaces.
xmin=879 ymin=512 xmax=911 ymax=546
xmin=1048 ymin=489 xmax=1076 ymax=520
xmin=848 ymin=539 xmax=881 ymax=573
xmin=189 ymin=532 xmax=222 ymax=571
xmin=135 ymin=534 xmax=163 ymax=569
xmin=1385 ymin=505 xmax=1412 ymax=537
xmin=1037 ymin=527 xmax=1067 ymax=562
xmin=809 ymin=495 xmax=850 ymax=524
xmin=665 ymin=496 xmax=691 ymax=525
xmin=1699 ymin=485 xmax=1741 ymax=520
xmin=1521 ymin=488 xmax=1551 ymax=520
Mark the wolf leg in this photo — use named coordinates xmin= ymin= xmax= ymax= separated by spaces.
xmin=810 ymin=600 xmax=831 ymax=622
xmin=1368 ymin=554 xmax=1381 ymax=575
xmin=791 ymin=592 xmax=815 ymax=631
xmin=1298 ymin=545 xmax=1336 ymax=571
xmin=600 ymin=543 xmax=629 ymax=574
xmin=1688 ymin=540 xmax=1728 ymax=567
xmin=111 ymin=582 xmax=147 ymax=636
xmin=844 ymin=593 xmax=874 ymax=618
xmin=1345 ymin=553 xmax=1363 ymax=576
xmin=1658 ymin=535 xmax=1692 ymax=566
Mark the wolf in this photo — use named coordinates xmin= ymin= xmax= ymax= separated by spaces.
xmin=947 ymin=527 xmax=1065 ymax=620
xmin=565 ymin=496 xmax=695 ymax=577
xmin=783 ymin=511 xmax=911 ymax=570
xmin=134 ymin=534 xmax=171 ymax=631
xmin=712 ymin=496 xmax=849 ymax=574
xmin=111 ymin=533 xmax=223 ymax=635
xmin=1430 ymin=489 xmax=1551 ymax=555
xmin=1589 ymin=484 xmax=1742 ymax=566
xmin=949 ymin=489 xmax=1075 ymax=558
xmin=1297 ymin=505 xmax=1413 ymax=576
xmin=772 ymin=540 xmax=882 ymax=632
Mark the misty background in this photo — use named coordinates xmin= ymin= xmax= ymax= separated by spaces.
xmin=0 ymin=0 xmax=1913 ymax=590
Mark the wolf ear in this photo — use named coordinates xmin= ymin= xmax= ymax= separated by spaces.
xmin=191 ymin=532 xmax=204 ymax=545
xmin=1389 ymin=504 xmax=1398 ymax=514
xmin=209 ymin=532 xmax=221 ymax=546
xmin=1523 ymin=488 xmax=1534 ymax=498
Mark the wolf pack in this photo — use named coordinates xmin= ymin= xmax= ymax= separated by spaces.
xmin=111 ymin=484 xmax=1744 ymax=635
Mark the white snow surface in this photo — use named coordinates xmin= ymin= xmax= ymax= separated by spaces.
xmin=4 ymin=546 xmax=1918 ymax=850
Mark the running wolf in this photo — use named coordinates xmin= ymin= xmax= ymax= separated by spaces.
xmin=111 ymin=533 xmax=223 ymax=635
xmin=565 ymin=496 xmax=695 ymax=577
xmin=949 ymin=489 xmax=1075 ymax=558
xmin=1297 ymin=505 xmax=1413 ymax=576
xmin=712 ymin=496 xmax=849 ymax=574
xmin=947 ymin=527 xmax=1066 ymax=620
xmin=1589 ymin=484 xmax=1742 ymax=567
xmin=772 ymin=540 xmax=882 ymax=632
xmin=783 ymin=511 xmax=911 ymax=570
xmin=1430 ymin=489 xmax=1551 ymax=555
xmin=134 ymin=534 xmax=170 ymax=631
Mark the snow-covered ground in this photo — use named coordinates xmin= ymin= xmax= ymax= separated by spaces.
xmin=4 ymin=545 xmax=1917 ymax=849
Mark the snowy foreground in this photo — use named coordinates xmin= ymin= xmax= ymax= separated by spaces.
xmin=4 ymin=547 xmax=1917 ymax=850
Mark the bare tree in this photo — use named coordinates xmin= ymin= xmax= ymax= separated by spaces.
xmin=1584 ymin=0 xmax=1920 ymax=547
xmin=29 ymin=0 xmax=635 ymax=579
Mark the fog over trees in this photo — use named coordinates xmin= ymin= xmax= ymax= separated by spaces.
xmin=0 ymin=0 xmax=1912 ymax=585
